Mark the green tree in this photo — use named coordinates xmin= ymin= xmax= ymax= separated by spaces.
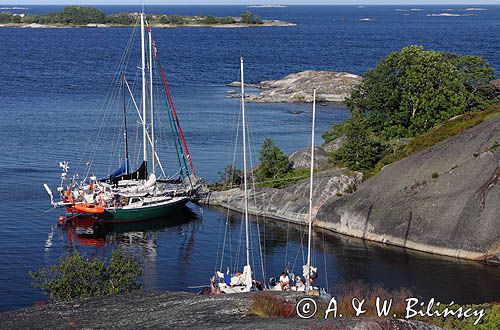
xmin=30 ymin=250 xmax=142 ymax=302
xmin=106 ymin=13 xmax=134 ymax=25
xmin=255 ymin=138 xmax=293 ymax=184
xmin=330 ymin=111 xmax=387 ymax=171
xmin=346 ymin=45 xmax=496 ymax=139
xmin=0 ymin=12 xmax=12 ymax=23
xmin=218 ymin=164 xmax=243 ymax=188
xmin=62 ymin=6 xmax=106 ymax=25
xmin=240 ymin=11 xmax=262 ymax=25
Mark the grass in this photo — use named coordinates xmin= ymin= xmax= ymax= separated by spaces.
xmin=371 ymin=103 xmax=500 ymax=176
xmin=247 ymin=281 xmax=500 ymax=330
xmin=248 ymin=293 xmax=296 ymax=318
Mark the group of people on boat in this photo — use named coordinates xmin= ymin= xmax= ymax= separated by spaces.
xmin=276 ymin=267 xmax=318 ymax=292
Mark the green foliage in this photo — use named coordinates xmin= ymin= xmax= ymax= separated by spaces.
xmin=240 ymin=11 xmax=263 ymax=25
xmin=490 ymin=140 xmax=499 ymax=152
xmin=346 ymin=45 xmax=497 ymax=139
xmin=61 ymin=6 xmax=106 ymax=25
xmin=329 ymin=111 xmax=387 ymax=171
xmin=373 ymin=103 xmax=500 ymax=174
xmin=217 ymin=164 xmax=243 ymax=188
xmin=0 ymin=7 xmax=252 ymax=26
xmin=419 ymin=303 xmax=500 ymax=330
xmin=255 ymin=138 xmax=293 ymax=185
xmin=30 ymin=250 xmax=142 ymax=302
xmin=106 ymin=13 xmax=135 ymax=25
xmin=0 ymin=12 xmax=12 ymax=24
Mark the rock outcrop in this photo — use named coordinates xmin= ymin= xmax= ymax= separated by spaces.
xmin=205 ymin=115 xmax=499 ymax=261
xmin=0 ymin=291 xmax=442 ymax=330
xmin=203 ymin=169 xmax=362 ymax=224
xmin=289 ymin=147 xmax=331 ymax=170
xmin=316 ymin=115 xmax=500 ymax=261
xmin=228 ymin=71 xmax=362 ymax=103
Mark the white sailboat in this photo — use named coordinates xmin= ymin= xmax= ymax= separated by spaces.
xmin=268 ymin=89 xmax=323 ymax=294
xmin=212 ymin=57 xmax=254 ymax=294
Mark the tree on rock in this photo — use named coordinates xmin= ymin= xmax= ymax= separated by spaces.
xmin=255 ymin=138 xmax=293 ymax=184
xmin=346 ymin=45 xmax=496 ymax=138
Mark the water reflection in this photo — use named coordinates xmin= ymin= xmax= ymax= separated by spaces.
xmin=52 ymin=205 xmax=499 ymax=305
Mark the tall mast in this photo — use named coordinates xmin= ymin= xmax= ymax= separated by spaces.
xmin=140 ymin=12 xmax=148 ymax=169
xmin=306 ymin=88 xmax=316 ymax=293
xmin=148 ymin=22 xmax=155 ymax=177
xmin=121 ymin=73 xmax=130 ymax=174
xmin=241 ymin=57 xmax=250 ymax=268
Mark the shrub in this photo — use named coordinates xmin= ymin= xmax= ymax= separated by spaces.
xmin=432 ymin=172 xmax=439 ymax=179
xmin=216 ymin=163 xmax=243 ymax=189
xmin=255 ymin=138 xmax=294 ymax=185
xmin=329 ymin=111 xmax=387 ymax=172
xmin=248 ymin=293 xmax=296 ymax=317
xmin=346 ymin=45 xmax=497 ymax=139
xmin=30 ymin=250 xmax=142 ymax=302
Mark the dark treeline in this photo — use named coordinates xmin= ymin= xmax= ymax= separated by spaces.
xmin=0 ymin=6 xmax=263 ymax=26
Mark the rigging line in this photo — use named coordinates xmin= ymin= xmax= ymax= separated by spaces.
xmin=246 ymin=113 xmax=266 ymax=286
xmin=220 ymin=97 xmax=242 ymax=273
xmin=124 ymin=78 xmax=167 ymax=177
xmin=77 ymin=21 xmax=139 ymax=176
xmin=149 ymin=30 xmax=197 ymax=178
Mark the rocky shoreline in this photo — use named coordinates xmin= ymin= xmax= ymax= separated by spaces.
xmin=0 ymin=20 xmax=296 ymax=29
xmin=202 ymin=115 xmax=500 ymax=262
xmin=228 ymin=70 xmax=362 ymax=103
xmin=0 ymin=291 xmax=442 ymax=330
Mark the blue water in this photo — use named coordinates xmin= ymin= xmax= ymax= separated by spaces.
xmin=0 ymin=5 xmax=499 ymax=312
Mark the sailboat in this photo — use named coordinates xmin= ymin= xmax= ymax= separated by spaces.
xmin=44 ymin=11 xmax=200 ymax=223
xmin=211 ymin=57 xmax=256 ymax=294
xmin=267 ymin=88 xmax=324 ymax=295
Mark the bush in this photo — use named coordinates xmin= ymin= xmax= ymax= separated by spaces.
xmin=217 ymin=164 xmax=243 ymax=188
xmin=346 ymin=45 xmax=497 ymax=139
xmin=240 ymin=11 xmax=263 ymax=25
xmin=255 ymin=138 xmax=294 ymax=186
xmin=248 ymin=293 xmax=296 ymax=317
xmin=329 ymin=111 xmax=387 ymax=171
xmin=30 ymin=250 xmax=142 ymax=302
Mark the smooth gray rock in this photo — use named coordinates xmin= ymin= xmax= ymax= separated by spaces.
xmin=0 ymin=291 xmax=443 ymax=330
xmin=289 ymin=147 xmax=331 ymax=170
xmin=322 ymin=136 xmax=346 ymax=153
xmin=316 ymin=115 xmax=500 ymax=260
xmin=203 ymin=170 xmax=362 ymax=224
xmin=228 ymin=70 xmax=362 ymax=103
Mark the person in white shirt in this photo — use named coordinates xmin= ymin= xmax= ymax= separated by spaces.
xmin=279 ymin=271 xmax=290 ymax=290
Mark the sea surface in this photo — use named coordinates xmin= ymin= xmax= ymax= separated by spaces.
xmin=0 ymin=5 xmax=499 ymax=312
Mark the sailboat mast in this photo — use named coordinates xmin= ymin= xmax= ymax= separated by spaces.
xmin=148 ymin=23 xmax=155 ymax=177
xmin=121 ymin=73 xmax=130 ymax=174
xmin=306 ymin=88 xmax=316 ymax=293
xmin=241 ymin=57 xmax=250 ymax=267
xmin=140 ymin=13 xmax=148 ymax=168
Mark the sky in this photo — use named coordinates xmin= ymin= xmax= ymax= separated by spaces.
xmin=3 ymin=1 xmax=500 ymax=5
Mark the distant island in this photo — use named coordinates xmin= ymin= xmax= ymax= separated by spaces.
xmin=0 ymin=6 xmax=296 ymax=28
xmin=247 ymin=5 xmax=287 ymax=8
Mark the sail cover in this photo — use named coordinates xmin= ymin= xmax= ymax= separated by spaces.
xmin=111 ymin=161 xmax=147 ymax=184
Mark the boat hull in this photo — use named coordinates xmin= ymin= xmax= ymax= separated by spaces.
xmin=98 ymin=197 xmax=188 ymax=222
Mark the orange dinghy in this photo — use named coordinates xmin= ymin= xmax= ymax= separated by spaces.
xmin=73 ymin=203 xmax=106 ymax=214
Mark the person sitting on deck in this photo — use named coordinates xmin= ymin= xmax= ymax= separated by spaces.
xmin=279 ymin=271 xmax=290 ymax=290
xmin=295 ymin=277 xmax=305 ymax=292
